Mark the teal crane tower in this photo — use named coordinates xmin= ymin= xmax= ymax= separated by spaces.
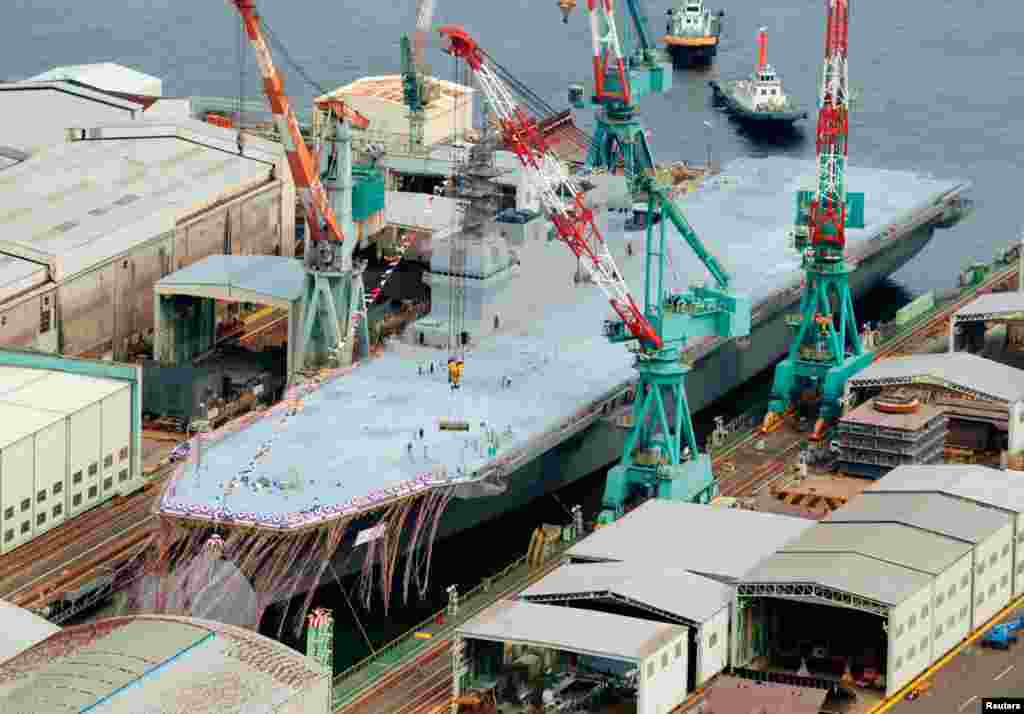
xmin=438 ymin=25 xmax=750 ymax=527
xmin=567 ymin=0 xmax=671 ymax=193
xmin=761 ymin=0 xmax=870 ymax=441
xmin=599 ymin=173 xmax=750 ymax=524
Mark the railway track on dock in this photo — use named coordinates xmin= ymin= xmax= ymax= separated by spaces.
xmin=710 ymin=263 xmax=1019 ymax=498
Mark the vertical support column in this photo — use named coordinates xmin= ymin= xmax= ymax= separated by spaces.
xmin=949 ymin=317 xmax=957 ymax=353
xmin=451 ymin=634 xmax=466 ymax=713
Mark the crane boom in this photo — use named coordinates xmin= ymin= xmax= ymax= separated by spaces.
xmin=229 ymin=0 xmax=347 ymax=258
xmin=623 ymin=0 xmax=655 ymax=55
xmin=586 ymin=0 xmax=631 ymax=105
xmin=439 ymin=25 xmax=659 ymax=348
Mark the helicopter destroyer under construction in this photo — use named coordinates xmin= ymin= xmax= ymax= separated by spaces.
xmin=153 ymin=151 xmax=970 ymax=611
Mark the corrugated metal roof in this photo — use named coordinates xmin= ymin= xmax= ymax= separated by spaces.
xmin=0 ymin=615 xmax=326 ymax=713
xmin=840 ymin=399 xmax=945 ymax=430
xmin=458 ymin=599 xmax=686 ymax=661
xmin=0 ymin=402 xmax=65 ymax=449
xmin=825 ymin=491 xmax=1010 ymax=543
xmin=0 ymin=253 xmax=47 ymax=302
xmin=520 ymin=562 xmax=732 ymax=624
xmin=0 ymin=124 xmax=275 ymax=281
xmin=156 ymin=254 xmax=305 ymax=303
xmin=780 ymin=522 xmax=971 ymax=575
xmin=26 ymin=63 xmax=162 ymax=97
xmin=567 ymin=500 xmax=814 ymax=582
xmin=742 ymin=551 xmax=932 ymax=606
xmin=955 ymin=291 xmax=1024 ymax=318
xmin=869 ymin=464 xmax=1024 ymax=515
xmin=0 ymin=370 xmax=127 ymax=414
xmin=0 ymin=599 xmax=60 ymax=664
xmin=847 ymin=352 xmax=1024 ymax=402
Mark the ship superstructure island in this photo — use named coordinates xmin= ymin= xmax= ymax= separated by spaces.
xmin=142 ymin=0 xmax=971 ymax=623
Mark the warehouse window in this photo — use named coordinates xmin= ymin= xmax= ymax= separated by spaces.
xmin=1018 ymin=531 xmax=1024 ymax=543
xmin=118 ymin=469 xmax=129 ymax=483
xmin=1003 ymin=544 xmax=1011 ymax=558
xmin=89 ymin=463 xmax=98 ymax=477
xmin=989 ymin=583 xmax=997 ymax=598
xmin=36 ymin=513 xmax=44 ymax=526
xmin=978 ymin=591 xmax=985 ymax=606
xmin=961 ymin=574 xmax=969 ymax=589
xmin=935 ymin=592 xmax=944 ymax=607
xmin=119 ymin=447 xmax=129 ymax=462
xmin=935 ymin=624 xmax=943 ymax=639
xmin=1001 ymin=574 xmax=1009 ymax=589
xmin=961 ymin=605 xmax=969 ymax=620
xmin=647 ymin=662 xmax=654 ymax=679
xmin=908 ymin=614 xmax=917 ymax=629
xmin=990 ymin=552 xmax=998 ymax=567
xmin=3 ymin=507 xmax=12 ymax=521
xmin=73 ymin=494 xmax=82 ymax=508
xmin=893 ymin=656 xmax=902 ymax=671
xmin=73 ymin=471 xmax=82 ymax=485
xmin=675 ymin=642 xmax=682 ymax=659
xmin=20 ymin=499 xmax=29 ymax=512
xmin=52 ymin=504 xmax=61 ymax=518
xmin=1019 ymin=561 xmax=1024 ymax=574
xmin=947 ymin=614 xmax=956 ymax=629
xmin=921 ymin=604 xmax=929 ymax=619
xmin=3 ymin=529 xmax=11 ymax=543
xmin=88 ymin=486 xmax=98 ymax=499
xmin=661 ymin=652 xmax=668 ymax=670
xmin=893 ymin=623 xmax=904 ymax=640
xmin=103 ymin=477 xmax=113 ymax=491
xmin=920 ymin=636 xmax=928 ymax=653
xmin=907 ymin=644 xmax=916 ymax=659
xmin=53 ymin=482 xmax=62 ymax=495
xmin=948 ymin=583 xmax=956 ymax=599
xmin=104 ymin=454 xmax=113 ymax=469
xmin=977 ymin=562 xmax=985 ymax=575
xmin=20 ymin=521 xmax=28 ymax=534
xmin=36 ymin=490 xmax=45 ymax=503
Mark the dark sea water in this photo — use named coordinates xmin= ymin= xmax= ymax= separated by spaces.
xmin=8 ymin=0 xmax=1020 ymax=668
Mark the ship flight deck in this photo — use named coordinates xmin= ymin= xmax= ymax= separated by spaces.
xmin=159 ymin=157 xmax=965 ymax=530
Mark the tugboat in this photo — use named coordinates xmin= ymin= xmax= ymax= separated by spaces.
xmin=663 ymin=0 xmax=724 ymax=68
xmin=708 ymin=28 xmax=808 ymax=128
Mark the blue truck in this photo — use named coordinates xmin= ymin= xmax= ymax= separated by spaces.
xmin=982 ymin=616 xmax=1024 ymax=650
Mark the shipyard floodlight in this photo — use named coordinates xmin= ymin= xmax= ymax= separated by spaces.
xmin=440 ymin=26 xmax=750 ymax=525
xmin=762 ymin=0 xmax=871 ymax=441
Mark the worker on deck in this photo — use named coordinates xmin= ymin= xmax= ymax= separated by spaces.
xmin=448 ymin=358 xmax=464 ymax=390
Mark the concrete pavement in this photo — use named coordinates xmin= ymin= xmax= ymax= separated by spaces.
xmin=887 ymin=606 xmax=1024 ymax=714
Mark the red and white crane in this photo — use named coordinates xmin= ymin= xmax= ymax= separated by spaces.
xmin=438 ymin=25 xmax=659 ymax=348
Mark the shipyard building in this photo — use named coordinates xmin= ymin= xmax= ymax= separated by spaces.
xmin=0 ymin=349 xmax=142 ymax=554
xmin=0 ymin=615 xmax=330 ymax=712
xmin=0 ymin=119 xmax=293 ymax=361
xmin=739 ymin=463 xmax=1024 ymax=699
xmin=454 ymin=500 xmax=813 ymax=714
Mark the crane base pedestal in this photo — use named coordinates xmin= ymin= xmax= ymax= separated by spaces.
xmin=298 ymin=270 xmax=367 ymax=370
xmin=767 ymin=349 xmax=874 ymax=424
xmin=587 ymin=112 xmax=654 ymax=196
xmin=598 ymin=454 xmax=716 ymax=526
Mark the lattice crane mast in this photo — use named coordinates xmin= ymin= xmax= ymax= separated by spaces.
xmin=562 ymin=0 xmax=670 ymax=193
xmin=761 ymin=0 xmax=870 ymax=440
xmin=440 ymin=26 xmax=750 ymax=524
xmin=230 ymin=0 xmax=371 ymax=367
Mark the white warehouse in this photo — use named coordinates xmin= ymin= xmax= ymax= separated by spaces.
xmin=738 ymin=464 xmax=1024 ymax=698
xmin=0 ymin=349 xmax=142 ymax=554
xmin=456 ymin=599 xmax=689 ymax=714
